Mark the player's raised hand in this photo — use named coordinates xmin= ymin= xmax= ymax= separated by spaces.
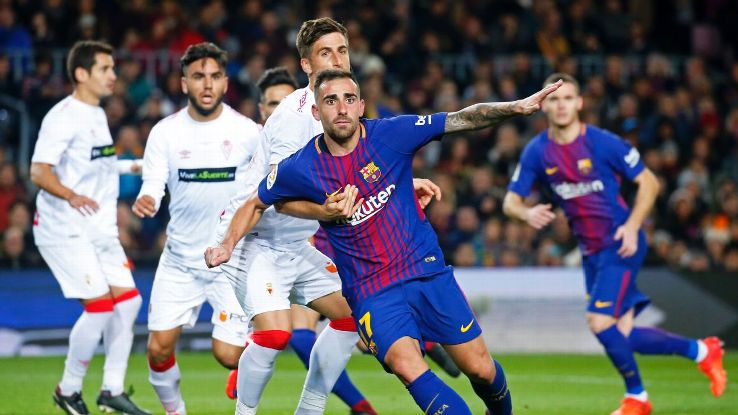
xmin=68 ymin=194 xmax=99 ymax=216
xmin=323 ymin=184 xmax=363 ymax=221
xmin=614 ymin=223 xmax=639 ymax=257
xmin=132 ymin=195 xmax=157 ymax=218
xmin=525 ymin=203 xmax=556 ymax=229
xmin=412 ymin=178 xmax=442 ymax=209
xmin=205 ymin=243 xmax=232 ymax=268
xmin=516 ymin=80 xmax=563 ymax=115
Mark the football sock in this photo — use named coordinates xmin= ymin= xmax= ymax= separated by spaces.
xmin=291 ymin=328 xmax=367 ymax=408
xmin=296 ymin=319 xmax=358 ymax=415
xmin=407 ymin=370 xmax=472 ymax=415
xmin=102 ymin=289 xmax=141 ymax=395
xmin=471 ymin=360 xmax=513 ymax=415
xmin=148 ymin=354 xmax=185 ymax=414
xmin=596 ymin=325 xmax=644 ymax=394
xmin=237 ymin=331 xmax=289 ymax=409
xmin=628 ymin=327 xmax=700 ymax=361
xmin=59 ymin=298 xmax=114 ymax=395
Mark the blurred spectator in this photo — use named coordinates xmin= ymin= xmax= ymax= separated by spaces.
xmin=0 ymin=226 xmax=38 ymax=269
xmin=0 ymin=162 xmax=26 ymax=232
xmin=116 ymin=125 xmax=144 ymax=201
xmin=0 ymin=4 xmax=31 ymax=53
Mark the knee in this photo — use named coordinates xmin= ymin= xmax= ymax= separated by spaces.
xmin=252 ymin=330 xmax=291 ymax=350
xmin=587 ymin=313 xmax=616 ymax=334
xmin=385 ymin=347 xmax=428 ymax=384
xmin=461 ymin=355 xmax=495 ymax=384
xmin=147 ymin=337 xmax=175 ymax=363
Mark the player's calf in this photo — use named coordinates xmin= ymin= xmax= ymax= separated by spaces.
xmin=212 ymin=339 xmax=243 ymax=369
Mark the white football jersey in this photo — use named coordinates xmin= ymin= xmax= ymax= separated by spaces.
xmin=219 ymin=86 xmax=322 ymax=243
xmin=139 ymin=105 xmax=260 ymax=269
xmin=32 ymin=96 xmax=119 ymax=245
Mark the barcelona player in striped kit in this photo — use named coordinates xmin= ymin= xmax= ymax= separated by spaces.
xmin=206 ymin=70 xmax=563 ymax=414
xmin=503 ymin=73 xmax=727 ymax=415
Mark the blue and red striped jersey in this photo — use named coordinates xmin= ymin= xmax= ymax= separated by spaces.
xmin=508 ymin=124 xmax=645 ymax=255
xmin=258 ymin=113 xmax=448 ymax=305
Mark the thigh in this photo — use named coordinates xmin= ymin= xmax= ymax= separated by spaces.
xmin=221 ymin=240 xmax=293 ymax=324
xmin=204 ymin=270 xmax=251 ymax=347
xmin=406 ymin=270 xmax=482 ymax=345
xmin=38 ymin=243 xmax=109 ymax=299
xmin=587 ymin=246 xmax=649 ymax=319
xmin=352 ymin=286 xmax=421 ymax=365
xmin=95 ymin=238 xmax=135 ymax=289
xmin=148 ymin=258 xmax=207 ymax=331
xmin=290 ymin=304 xmax=321 ymax=330
xmin=291 ymin=242 xmax=343 ymax=307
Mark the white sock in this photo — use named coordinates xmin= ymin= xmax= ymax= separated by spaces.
xmin=102 ymin=292 xmax=142 ymax=395
xmin=149 ymin=359 xmax=185 ymax=413
xmin=625 ymin=391 xmax=649 ymax=402
xmin=695 ymin=340 xmax=708 ymax=363
xmin=295 ymin=326 xmax=359 ymax=415
xmin=235 ymin=399 xmax=257 ymax=415
xmin=237 ymin=342 xmax=280 ymax=408
xmin=59 ymin=305 xmax=114 ymax=395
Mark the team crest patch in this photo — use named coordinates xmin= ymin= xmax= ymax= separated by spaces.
xmin=577 ymin=158 xmax=593 ymax=174
xmin=359 ymin=161 xmax=381 ymax=183
xmin=266 ymin=165 xmax=277 ymax=189
xmin=266 ymin=283 xmax=273 ymax=295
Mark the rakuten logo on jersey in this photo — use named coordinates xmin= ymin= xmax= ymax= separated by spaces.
xmin=552 ymin=180 xmax=604 ymax=200
xmin=338 ymin=184 xmax=396 ymax=226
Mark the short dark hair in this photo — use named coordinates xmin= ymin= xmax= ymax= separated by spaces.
xmin=256 ymin=66 xmax=299 ymax=98
xmin=296 ymin=17 xmax=348 ymax=58
xmin=313 ymin=70 xmax=359 ymax=100
xmin=66 ymin=40 xmax=113 ymax=84
xmin=180 ymin=42 xmax=228 ymax=74
xmin=544 ymin=72 xmax=580 ymax=94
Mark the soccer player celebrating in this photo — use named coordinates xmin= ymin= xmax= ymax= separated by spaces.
xmin=503 ymin=73 xmax=727 ymax=415
xmin=30 ymin=40 xmax=149 ymax=415
xmin=222 ymin=65 xmax=378 ymax=415
xmin=131 ymin=43 xmax=260 ymax=415
xmin=206 ymin=70 xmax=562 ymax=414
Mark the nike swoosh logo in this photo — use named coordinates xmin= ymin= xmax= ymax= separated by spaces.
xmin=460 ymin=319 xmax=474 ymax=333
xmin=545 ymin=166 xmax=558 ymax=175
xmin=325 ymin=187 xmax=343 ymax=198
xmin=594 ymin=300 xmax=613 ymax=308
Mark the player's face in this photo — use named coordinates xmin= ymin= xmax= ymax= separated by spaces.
xmin=313 ymin=77 xmax=365 ymax=144
xmin=542 ymin=81 xmax=583 ymax=128
xmin=259 ymin=83 xmax=295 ymax=122
xmin=182 ymin=57 xmax=228 ymax=118
xmin=79 ymin=53 xmax=116 ymax=99
xmin=302 ymin=32 xmax=350 ymax=78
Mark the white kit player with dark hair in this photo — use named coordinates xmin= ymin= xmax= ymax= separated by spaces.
xmin=132 ymin=42 xmax=260 ymax=415
xmin=30 ymin=40 xmax=149 ymax=415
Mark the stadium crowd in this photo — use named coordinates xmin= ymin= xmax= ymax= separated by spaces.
xmin=1 ymin=0 xmax=738 ymax=272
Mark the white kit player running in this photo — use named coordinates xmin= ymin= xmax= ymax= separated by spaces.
xmin=211 ymin=18 xmax=364 ymax=415
xmin=132 ymin=43 xmax=260 ymax=415
xmin=30 ymin=40 xmax=149 ymax=415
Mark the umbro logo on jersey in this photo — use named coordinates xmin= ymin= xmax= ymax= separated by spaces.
xmin=178 ymin=167 xmax=237 ymax=182
xmin=222 ymin=140 xmax=232 ymax=160
xmin=179 ymin=150 xmax=191 ymax=159
xmin=297 ymin=90 xmax=308 ymax=112
xmin=90 ymin=144 xmax=116 ymax=160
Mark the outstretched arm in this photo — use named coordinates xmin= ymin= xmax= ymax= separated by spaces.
xmin=205 ymin=194 xmax=269 ymax=268
xmin=444 ymin=80 xmax=562 ymax=134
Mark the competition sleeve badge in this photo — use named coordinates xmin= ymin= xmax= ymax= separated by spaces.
xmin=359 ymin=161 xmax=382 ymax=183
xmin=266 ymin=165 xmax=277 ymax=189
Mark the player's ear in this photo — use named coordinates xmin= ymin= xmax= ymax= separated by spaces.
xmin=311 ymin=104 xmax=320 ymax=122
xmin=576 ymin=96 xmax=583 ymax=111
xmin=300 ymin=58 xmax=311 ymax=77
xmin=258 ymin=103 xmax=266 ymax=122
xmin=74 ymin=67 xmax=89 ymax=84
xmin=359 ymin=99 xmax=365 ymax=117
xmin=181 ymin=76 xmax=188 ymax=95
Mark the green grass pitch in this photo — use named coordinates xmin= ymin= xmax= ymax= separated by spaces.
xmin=0 ymin=352 xmax=735 ymax=414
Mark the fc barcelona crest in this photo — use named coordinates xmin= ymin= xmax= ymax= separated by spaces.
xmin=360 ymin=161 xmax=381 ymax=183
xmin=577 ymin=158 xmax=593 ymax=174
